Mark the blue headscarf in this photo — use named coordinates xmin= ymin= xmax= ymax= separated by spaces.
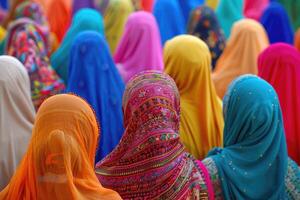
xmin=208 ymin=75 xmax=288 ymax=199
xmin=153 ymin=0 xmax=185 ymax=45
xmin=0 ymin=0 xmax=8 ymax=10
xmin=51 ymin=8 xmax=104 ymax=85
xmin=260 ymin=2 xmax=294 ymax=44
xmin=177 ymin=0 xmax=204 ymax=25
xmin=67 ymin=31 xmax=125 ymax=162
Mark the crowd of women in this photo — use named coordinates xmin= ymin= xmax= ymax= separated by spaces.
xmin=0 ymin=0 xmax=300 ymax=199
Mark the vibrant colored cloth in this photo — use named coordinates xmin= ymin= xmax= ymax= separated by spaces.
xmin=243 ymin=0 xmax=269 ymax=21
xmin=153 ymin=0 xmax=185 ymax=45
xmin=114 ymin=11 xmax=163 ymax=83
xmin=0 ymin=0 xmax=8 ymax=10
xmin=51 ymin=8 xmax=104 ymax=84
xmin=96 ymin=71 xmax=212 ymax=199
xmin=5 ymin=19 xmax=65 ymax=110
xmin=67 ymin=31 xmax=125 ymax=162
xmin=260 ymin=2 xmax=294 ymax=45
xmin=258 ymin=43 xmax=300 ymax=165
xmin=215 ymin=0 xmax=243 ymax=39
xmin=73 ymin=0 xmax=95 ymax=14
xmin=0 ymin=26 xmax=6 ymax=42
xmin=206 ymin=0 xmax=219 ymax=10
xmin=188 ymin=5 xmax=226 ymax=69
xmin=0 ymin=94 xmax=122 ymax=200
xmin=0 ymin=56 xmax=35 ymax=190
xmin=295 ymin=28 xmax=300 ymax=51
xmin=178 ymin=0 xmax=204 ymax=24
xmin=279 ymin=0 xmax=300 ymax=31
xmin=104 ymin=0 xmax=133 ymax=54
xmin=164 ymin=35 xmax=224 ymax=159
xmin=94 ymin=0 xmax=110 ymax=14
xmin=208 ymin=75 xmax=288 ymax=199
xmin=212 ymin=19 xmax=269 ymax=99
xmin=141 ymin=0 xmax=153 ymax=11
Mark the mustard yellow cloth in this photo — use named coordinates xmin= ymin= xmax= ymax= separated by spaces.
xmin=206 ymin=0 xmax=219 ymax=10
xmin=0 ymin=26 xmax=6 ymax=42
xmin=164 ymin=35 xmax=224 ymax=159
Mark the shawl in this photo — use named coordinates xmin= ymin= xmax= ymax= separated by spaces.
xmin=258 ymin=43 xmax=300 ymax=165
xmin=206 ymin=0 xmax=219 ymax=10
xmin=141 ymin=0 xmax=153 ymax=12
xmin=51 ymin=8 xmax=104 ymax=84
xmin=177 ymin=0 xmax=204 ymax=25
xmin=212 ymin=19 xmax=269 ymax=99
xmin=114 ymin=11 xmax=163 ymax=83
xmin=243 ymin=0 xmax=269 ymax=21
xmin=164 ymin=35 xmax=224 ymax=159
xmin=279 ymin=0 xmax=300 ymax=31
xmin=73 ymin=0 xmax=95 ymax=14
xmin=0 ymin=56 xmax=35 ymax=190
xmin=96 ymin=71 xmax=212 ymax=199
xmin=208 ymin=75 xmax=288 ymax=199
xmin=188 ymin=5 xmax=226 ymax=69
xmin=67 ymin=31 xmax=125 ymax=162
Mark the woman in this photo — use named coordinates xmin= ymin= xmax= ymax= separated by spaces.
xmin=212 ymin=19 xmax=269 ymax=99
xmin=0 ymin=56 xmax=35 ymax=190
xmin=188 ymin=5 xmax=226 ymax=69
xmin=114 ymin=11 xmax=163 ymax=83
xmin=0 ymin=94 xmax=122 ymax=199
xmin=104 ymin=0 xmax=133 ymax=54
xmin=51 ymin=8 xmax=104 ymax=84
xmin=96 ymin=71 xmax=214 ymax=199
xmin=67 ymin=31 xmax=125 ymax=162
xmin=164 ymin=35 xmax=224 ymax=159
xmin=177 ymin=0 xmax=204 ymax=25
xmin=260 ymin=2 xmax=294 ymax=44
xmin=243 ymin=0 xmax=269 ymax=21
xmin=258 ymin=43 xmax=300 ymax=165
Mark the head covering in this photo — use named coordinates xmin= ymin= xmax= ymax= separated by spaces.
xmin=51 ymin=8 xmax=104 ymax=84
xmin=0 ymin=94 xmax=122 ymax=200
xmin=94 ymin=0 xmax=110 ymax=14
xmin=260 ymin=2 xmax=294 ymax=44
xmin=153 ymin=0 xmax=185 ymax=45
xmin=243 ymin=0 xmax=269 ymax=21
xmin=0 ymin=0 xmax=8 ymax=10
xmin=279 ymin=0 xmax=300 ymax=31
xmin=258 ymin=43 xmax=300 ymax=165
xmin=104 ymin=0 xmax=133 ymax=54
xmin=295 ymin=28 xmax=300 ymax=51
xmin=188 ymin=5 xmax=226 ymax=69
xmin=73 ymin=0 xmax=95 ymax=14
xmin=215 ymin=0 xmax=243 ymax=39
xmin=208 ymin=75 xmax=288 ymax=199
xmin=212 ymin=19 xmax=269 ymax=99
xmin=0 ymin=56 xmax=35 ymax=190
xmin=141 ymin=0 xmax=153 ymax=11
xmin=164 ymin=35 xmax=224 ymax=159
xmin=96 ymin=71 xmax=212 ymax=199
xmin=5 ymin=20 xmax=65 ymax=110
xmin=206 ymin=0 xmax=219 ymax=10
xmin=67 ymin=31 xmax=125 ymax=163
xmin=114 ymin=11 xmax=163 ymax=83
xmin=177 ymin=0 xmax=204 ymax=24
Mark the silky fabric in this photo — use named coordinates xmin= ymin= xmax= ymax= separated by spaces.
xmin=0 ymin=94 xmax=122 ymax=200
xmin=67 ymin=31 xmax=125 ymax=162
xmin=73 ymin=0 xmax=95 ymax=14
xmin=114 ymin=11 xmax=163 ymax=83
xmin=104 ymin=0 xmax=133 ymax=54
xmin=260 ymin=2 xmax=294 ymax=44
xmin=0 ymin=0 xmax=7 ymax=9
xmin=207 ymin=75 xmax=288 ymax=199
xmin=5 ymin=19 xmax=65 ymax=110
xmin=164 ymin=35 xmax=224 ymax=159
xmin=258 ymin=43 xmax=300 ymax=165
xmin=0 ymin=56 xmax=35 ymax=190
xmin=212 ymin=19 xmax=269 ymax=99
xmin=215 ymin=0 xmax=243 ymax=39
xmin=188 ymin=5 xmax=226 ymax=69
xmin=279 ymin=0 xmax=300 ymax=31
xmin=206 ymin=0 xmax=219 ymax=10
xmin=96 ymin=71 xmax=212 ymax=199
xmin=51 ymin=8 xmax=104 ymax=84
xmin=153 ymin=0 xmax=185 ymax=45
xmin=141 ymin=0 xmax=153 ymax=11
xmin=295 ymin=28 xmax=300 ymax=51
xmin=243 ymin=0 xmax=269 ymax=21
xmin=177 ymin=0 xmax=204 ymax=24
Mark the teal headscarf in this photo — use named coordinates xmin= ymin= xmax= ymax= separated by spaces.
xmin=50 ymin=8 xmax=104 ymax=84
xmin=216 ymin=0 xmax=243 ymax=39
xmin=208 ymin=75 xmax=288 ymax=199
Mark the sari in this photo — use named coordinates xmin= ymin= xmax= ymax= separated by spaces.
xmin=207 ymin=75 xmax=288 ymax=199
xmin=114 ymin=11 xmax=163 ymax=83
xmin=51 ymin=8 xmax=104 ymax=84
xmin=141 ymin=0 xmax=153 ymax=12
xmin=206 ymin=0 xmax=219 ymax=10
xmin=212 ymin=19 xmax=269 ymax=99
xmin=215 ymin=0 xmax=243 ymax=39
xmin=0 ymin=94 xmax=122 ymax=200
xmin=243 ymin=0 xmax=269 ymax=21
xmin=96 ymin=71 xmax=213 ymax=199
xmin=258 ymin=43 xmax=300 ymax=165
xmin=164 ymin=35 xmax=224 ymax=159
xmin=188 ymin=5 xmax=226 ymax=69
xmin=67 ymin=31 xmax=125 ymax=162
xmin=177 ymin=0 xmax=204 ymax=24
xmin=153 ymin=0 xmax=185 ymax=45
xmin=0 ymin=56 xmax=35 ymax=190
xmin=104 ymin=0 xmax=133 ymax=54
xmin=260 ymin=2 xmax=294 ymax=44
xmin=279 ymin=0 xmax=300 ymax=31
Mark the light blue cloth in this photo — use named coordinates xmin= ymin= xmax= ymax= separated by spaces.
xmin=67 ymin=31 xmax=124 ymax=162
xmin=177 ymin=0 xmax=204 ymax=25
xmin=51 ymin=8 xmax=104 ymax=85
xmin=208 ymin=75 xmax=288 ymax=199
